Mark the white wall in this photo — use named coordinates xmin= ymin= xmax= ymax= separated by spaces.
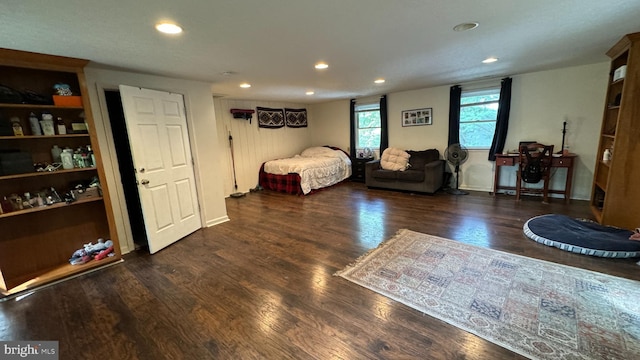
xmin=505 ymin=63 xmax=608 ymax=199
xmin=84 ymin=68 xmax=228 ymax=253
xmin=78 ymin=61 xmax=609 ymax=254
xmin=310 ymin=62 xmax=609 ymax=200
xmin=308 ymin=100 xmax=351 ymax=151
xmin=214 ymin=99 xmax=312 ymax=196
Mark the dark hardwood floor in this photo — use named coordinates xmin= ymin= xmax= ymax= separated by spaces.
xmin=2 ymin=182 xmax=639 ymax=359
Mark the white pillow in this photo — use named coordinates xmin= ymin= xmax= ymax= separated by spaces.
xmin=300 ymin=146 xmax=335 ymax=157
xmin=380 ymin=147 xmax=410 ymax=171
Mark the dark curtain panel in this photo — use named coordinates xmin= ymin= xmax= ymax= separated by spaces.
xmin=349 ymin=99 xmax=356 ymax=158
xmin=379 ymin=95 xmax=389 ymax=154
xmin=448 ymin=85 xmax=462 ymax=146
xmin=488 ymin=77 xmax=512 ymax=161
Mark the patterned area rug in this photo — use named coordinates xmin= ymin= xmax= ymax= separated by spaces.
xmin=335 ymin=229 xmax=640 ymax=359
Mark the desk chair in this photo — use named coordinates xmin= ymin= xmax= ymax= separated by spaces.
xmin=516 ymin=143 xmax=554 ymax=203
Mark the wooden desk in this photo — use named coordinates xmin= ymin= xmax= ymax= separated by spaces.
xmin=493 ymin=153 xmax=577 ymax=202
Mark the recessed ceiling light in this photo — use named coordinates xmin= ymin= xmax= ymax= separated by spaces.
xmin=482 ymin=57 xmax=498 ymax=64
xmin=239 ymin=83 xmax=251 ymax=88
xmin=314 ymin=62 xmax=329 ymax=70
xmin=306 ymin=91 xmax=315 ymax=95
xmin=374 ymin=79 xmax=385 ymax=84
xmin=155 ymin=22 xmax=183 ymax=34
xmin=453 ymin=22 xmax=479 ymax=32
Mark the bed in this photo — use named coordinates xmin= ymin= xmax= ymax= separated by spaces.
xmin=259 ymin=146 xmax=352 ymax=195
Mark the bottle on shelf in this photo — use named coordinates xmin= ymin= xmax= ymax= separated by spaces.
xmin=0 ymin=196 xmax=12 ymax=213
xmin=51 ymin=145 xmax=62 ymax=163
xmin=73 ymin=147 xmax=86 ymax=168
xmin=56 ymin=117 xmax=67 ymax=135
xmin=36 ymin=193 xmax=44 ymax=207
xmin=40 ymin=113 xmax=55 ymax=136
xmin=87 ymin=145 xmax=96 ymax=167
xmin=10 ymin=117 xmax=24 ymax=136
xmin=29 ymin=112 xmax=42 ymax=135
xmin=61 ymin=148 xmax=74 ymax=169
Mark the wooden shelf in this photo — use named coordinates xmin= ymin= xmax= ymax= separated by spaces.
xmin=1 ymin=257 xmax=123 ymax=299
xmin=610 ymin=78 xmax=624 ymax=86
xmin=594 ymin=180 xmax=607 ymax=190
xmin=0 ymin=134 xmax=89 ymax=140
xmin=590 ymin=205 xmax=603 ymax=223
xmin=0 ymin=196 xmax=102 ymax=219
xmin=0 ymin=103 xmax=83 ymax=110
xmin=0 ymin=167 xmax=96 ymax=181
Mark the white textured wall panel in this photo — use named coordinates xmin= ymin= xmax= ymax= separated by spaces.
xmin=214 ymin=99 xmax=312 ymax=196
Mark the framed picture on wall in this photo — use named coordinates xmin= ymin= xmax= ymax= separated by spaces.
xmin=401 ymin=107 xmax=432 ymax=127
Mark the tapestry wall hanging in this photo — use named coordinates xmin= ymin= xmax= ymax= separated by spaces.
xmin=284 ymin=108 xmax=308 ymax=128
xmin=257 ymin=107 xmax=285 ymax=128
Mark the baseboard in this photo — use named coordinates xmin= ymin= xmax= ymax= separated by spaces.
xmin=206 ymin=215 xmax=230 ymax=227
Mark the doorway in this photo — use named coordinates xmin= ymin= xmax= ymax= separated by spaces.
xmin=104 ymin=90 xmax=148 ymax=249
xmin=116 ymin=85 xmax=202 ymax=254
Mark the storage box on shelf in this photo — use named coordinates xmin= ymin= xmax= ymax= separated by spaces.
xmin=590 ymin=32 xmax=640 ymax=230
xmin=0 ymin=48 xmax=121 ymax=296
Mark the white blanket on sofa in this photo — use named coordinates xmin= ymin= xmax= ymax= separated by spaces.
xmin=263 ymin=147 xmax=352 ymax=194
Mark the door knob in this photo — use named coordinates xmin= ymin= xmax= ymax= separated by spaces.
xmin=140 ymin=179 xmax=150 ymax=185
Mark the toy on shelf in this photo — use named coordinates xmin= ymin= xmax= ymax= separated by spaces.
xmin=69 ymin=238 xmax=114 ymax=265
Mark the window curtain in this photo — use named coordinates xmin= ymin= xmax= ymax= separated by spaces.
xmin=488 ymin=77 xmax=512 ymax=161
xmin=379 ymin=95 xmax=389 ymax=154
xmin=448 ymin=85 xmax=461 ymax=146
xmin=349 ymin=99 xmax=356 ymax=158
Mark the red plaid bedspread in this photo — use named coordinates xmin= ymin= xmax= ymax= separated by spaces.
xmin=258 ymin=163 xmax=304 ymax=195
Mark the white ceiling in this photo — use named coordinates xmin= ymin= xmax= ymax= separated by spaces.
xmin=1 ymin=1 xmax=639 ymax=104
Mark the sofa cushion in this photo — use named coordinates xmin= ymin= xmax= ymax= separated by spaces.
xmin=371 ymin=169 xmax=399 ymax=180
xmin=380 ymin=147 xmax=410 ymax=171
xmin=407 ymin=149 xmax=440 ymax=169
xmin=396 ymin=169 xmax=425 ymax=182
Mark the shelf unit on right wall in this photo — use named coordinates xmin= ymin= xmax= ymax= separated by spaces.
xmin=590 ymin=32 xmax=640 ymax=230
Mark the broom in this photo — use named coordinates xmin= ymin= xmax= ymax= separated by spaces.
xmin=228 ymin=130 xmax=245 ymax=198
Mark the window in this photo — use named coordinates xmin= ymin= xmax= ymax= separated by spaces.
xmin=355 ymin=103 xmax=381 ymax=149
xmin=460 ymin=88 xmax=500 ymax=149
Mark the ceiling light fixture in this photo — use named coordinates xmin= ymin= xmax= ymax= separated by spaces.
xmin=306 ymin=91 xmax=315 ymax=95
xmin=453 ymin=22 xmax=479 ymax=32
xmin=374 ymin=79 xmax=385 ymax=84
xmin=155 ymin=22 xmax=183 ymax=34
xmin=314 ymin=62 xmax=329 ymax=70
xmin=239 ymin=83 xmax=251 ymax=88
xmin=482 ymin=57 xmax=498 ymax=64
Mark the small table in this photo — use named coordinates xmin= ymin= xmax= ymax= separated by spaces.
xmin=351 ymin=157 xmax=373 ymax=182
xmin=493 ymin=153 xmax=577 ymax=202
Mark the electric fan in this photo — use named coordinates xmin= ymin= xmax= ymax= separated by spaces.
xmin=444 ymin=143 xmax=469 ymax=195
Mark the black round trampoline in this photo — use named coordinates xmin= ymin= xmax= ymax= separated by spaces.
xmin=523 ymin=214 xmax=640 ymax=258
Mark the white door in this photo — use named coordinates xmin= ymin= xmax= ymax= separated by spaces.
xmin=119 ymin=85 xmax=202 ymax=253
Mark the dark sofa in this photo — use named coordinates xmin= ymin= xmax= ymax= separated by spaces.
xmin=365 ymin=149 xmax=445 ymax=194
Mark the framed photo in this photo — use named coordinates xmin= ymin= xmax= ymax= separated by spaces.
xmin=401 ymin=107 xmax=432 ymax=127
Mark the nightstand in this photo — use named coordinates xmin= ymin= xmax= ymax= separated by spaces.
xmin=351 ymin=157 xmax=373 ymax=182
